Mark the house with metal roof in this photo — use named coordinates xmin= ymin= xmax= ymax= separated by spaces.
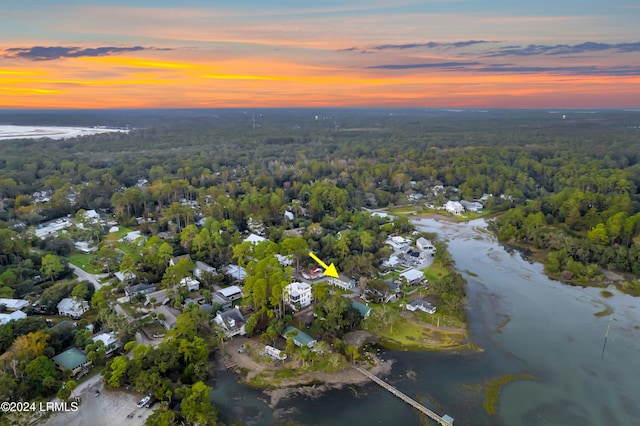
xmin=351 ymin=301 xmax=372 ymax=318
xmin=57 ymin=298 xmax=89 ymax=319
xmin=399 ymin=269 xmax=425 ymax=286
xmin=218 ymin=285 xmax=243 ymax=301
xmin=282 ymin=326 xmax=316 ymax=348
xmin=0 ymin=310 xmax=27 ymax=325
xmin=51 ymin=347 xmax=90 ymax=376
xmin=0 ymin=298 xmax=30 ymax=311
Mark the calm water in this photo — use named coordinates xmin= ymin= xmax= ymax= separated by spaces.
xmin=212 ymin=218 xmax=640 ymax=426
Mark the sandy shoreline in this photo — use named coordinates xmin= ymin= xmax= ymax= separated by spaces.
xmin=219 ymin=335 xmax=394 ymax=409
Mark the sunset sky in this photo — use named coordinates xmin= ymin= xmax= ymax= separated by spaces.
xmin=1 ymin=0 xmax=639 ymax=108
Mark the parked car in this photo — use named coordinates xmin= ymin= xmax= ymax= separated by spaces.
xmin=137 ymin=396 xmax=151 ymax=408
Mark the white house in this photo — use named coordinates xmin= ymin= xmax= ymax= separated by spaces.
xmin=214 ymin=307 xmax=246 ymax=338
xmin=330 ymin=277 xmax=355 ymax=291
xmin=406 ymin=298 xmax=436 ymax=314
xmin=82 ymin=209 xmax=101 ymax=223
xmin=121 ymin=230 xmax=145 ymax=244
xmin=225 ymin=264 xmax=247 ymax=281
xmin=180 ymin=277 xmax=200 ymax=292
xmin=115 ymin=271 xmax=136 ymax=284
xmin=382 ymin=255 xmax=402 ymax=269
xmin=385 ymin=235 xmax=410 ymax=250
xmin=0 ymin=298 xmax=30 ymax=311
xmin=400 ymin=269 xmax=425 ymax=286
xmin=275 ymin=254 xmax=293 ymax=267
xmin=218 ymin=285 xmax=243 ymax=301
xmin=57 ymin=298 xmax=89 ymax=319
xmin=416 ymin=237 xmax=435 ymax=252
xmin=0 ymin=310 xmax=27 ymax=325
xmin=284 ymin=211 xmax=294 ymax=221
xmin=74 ymin=241 xmax=95 ymax=253
xmin=244 ymin=233 xmax=267 ymax=245
xmin=92 ymin=332 xmax=121 ymax=356
xmin=444 ymin=200 xmax=464 ymax=216
xmin=283 ymin=282 xmax=312 ymax=310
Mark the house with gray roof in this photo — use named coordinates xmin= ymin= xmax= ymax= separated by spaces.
xmin=407 ymin=298 xmax=436 ymax=314
xmin=214 ymin=307 xmax=246 ymax=338
xmin=154 ymin=305 xmax=180 ymax=330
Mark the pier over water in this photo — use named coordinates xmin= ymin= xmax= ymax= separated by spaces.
xmin=352 ymin=365 xmax=454 ymax=425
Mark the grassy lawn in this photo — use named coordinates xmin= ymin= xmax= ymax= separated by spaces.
xmin=111 ymin=226 xmax=133 ymax=239
xmin=67 ymin=253 xmax=101 ymax=274
xmin=421 ymin=262 xmax=449 ymax=282
xmin=386 ymin=206 xmax=423 ymax=215
xmin=373 ymin=315 xmax=468 ymax=351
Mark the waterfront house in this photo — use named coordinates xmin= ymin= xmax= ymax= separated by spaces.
xmin=282 ymin=326 xmax=317 ymax=348
xmin=406 ymin=298 xmax=436 ymax=314
xmin=460 ymin=200 xmax=483 ymax=213
xmin=444 ymin=200 xmax=464 ymax=215
xmin=399 ymin=269 xmax=425 ymax=286
xmin=214 ymin=307 xmax=246 ymax=338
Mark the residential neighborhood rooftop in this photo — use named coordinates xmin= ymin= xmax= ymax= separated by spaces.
xmin=52 ymin=347 xmax=88 ymax=371
xmin=283 ymin=326 xmax=316 ymax=347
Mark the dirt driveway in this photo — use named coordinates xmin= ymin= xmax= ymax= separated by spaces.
xmin=44 ymin=374 xmax=153 ymax=426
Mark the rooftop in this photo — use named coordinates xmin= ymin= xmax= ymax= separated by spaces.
xmin=52 ymin=347 xmax=88 ymax=370
xmin=283 ymin=326 xmax=316 ymax=347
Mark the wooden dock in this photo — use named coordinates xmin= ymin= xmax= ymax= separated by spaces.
xmin=352 ymin=365 xmax=454 ymax=425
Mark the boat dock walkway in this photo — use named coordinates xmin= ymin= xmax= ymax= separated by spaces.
xmin=351 ymin=365 xmax=454 ymax=425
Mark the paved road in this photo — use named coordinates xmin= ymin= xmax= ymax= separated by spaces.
xmin=68 ymin=264 xmax=107 ymax=290
xmin=43 ymin=373 xmax=152 ymax=426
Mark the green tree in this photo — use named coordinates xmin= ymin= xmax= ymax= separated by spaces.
xmin=145 ymin=407 xmax=175 ymax=426
xmin=41 ymin=253 xmax=64 ymax=282
xmin=180 ymin=381 xmax=217 ymax=425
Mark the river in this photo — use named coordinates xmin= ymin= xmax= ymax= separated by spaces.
xmin=212 ymin=218 xmax=640 ymax=425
